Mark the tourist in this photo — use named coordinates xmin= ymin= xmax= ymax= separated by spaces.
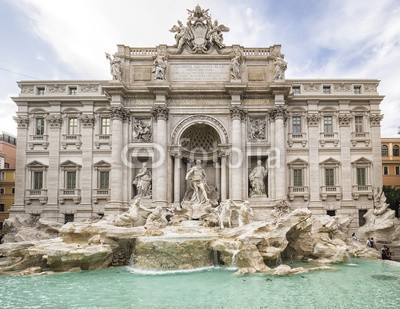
xmin=381 ymin=245 xmax=392 ymax=260
xmin=371 ymin=238 xmax=378 ymax=250
xmin=366 ymin=237 xmax=372 ymax=247
xmin=0 ymin=233 xmax=4 ymax=244
xmin=352 ymin=233 xmax=358 ymax=241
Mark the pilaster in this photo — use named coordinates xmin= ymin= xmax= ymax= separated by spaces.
xmin=307 ymin=104 xmax=321 ymax=207
xmin=338 ymin=107 xmax=352 ymax=201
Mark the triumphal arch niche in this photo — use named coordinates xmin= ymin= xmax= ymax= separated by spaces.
xmin=103 ymin=4 xmax=290 ymax=214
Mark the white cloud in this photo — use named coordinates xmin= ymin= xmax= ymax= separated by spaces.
xmin=0 ymin=95 xmax=18 ymax=136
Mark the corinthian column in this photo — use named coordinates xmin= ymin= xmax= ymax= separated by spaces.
xmin=105 ymin=105 xmax=128 ymax=214
xmin=230 ymin=106 xmax=245 ymax=202
xmin=152 ymin=106 xmax=169 ymax=205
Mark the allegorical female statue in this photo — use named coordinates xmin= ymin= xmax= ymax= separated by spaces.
xmin=132 ymin=162 xmax=152 ymax=198
xmin=185 ymin=159 xmax=209 ymax=204
xmin=249 ymin=160 xmax=268 ymax=197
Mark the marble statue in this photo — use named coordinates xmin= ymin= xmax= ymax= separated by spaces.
xmin=169 ymin=5 xmax=229 ymax=53
xmin=374 ymin=190 xmax=390 ymax=216
xmin=112 ymin=198 xmax=143 ymax=226
xmin=274 ymin=55 xmax=287 ymax=80
xmin=249 ymin=160 xmax=268 ymax=197
xmin=233 ymin=200 xmax=254 ymax=227
xmin=153 ymin=55 xmax=167 ymax=80
xmin=144 ymin=206 xmax=173 ymax=229
xmin=132 ymin=162 xmax=152 ymax=198
xmin=185 ymin=159 xmax=209 ymax=204
xmin=133 ymin=119 xmax=152 ymax=142
xmin=218 ymin=199 xmax=233 ymax=229
xmin=230 ymin=49 xmax=243 ymax=80
xmin=249 ymin=118 xmax=266 ymax=140
xmin=105 ymin=52 xmax=122 ymax=82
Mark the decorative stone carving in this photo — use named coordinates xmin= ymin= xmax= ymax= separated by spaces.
xmin=249 ymin=160 xmax=268 ymax=197
xmin=364 ymin=84 xmax=378 ymax=92
xmin=151 ymin=106 xmax=168 ymax=121
xmin=307 ymin=113 xmax=320 ymax=126
xmin=14 ymin=116 xmax=29 ymax=128
xmin=132 ymin=118 xmax=152 ymax=142
xmin=105 ymin=53 xmax=122 ymax=82
xmin=46 ymin=115 xmax=62 ymax=128
xmin=132 ymin=162 xmax=152 ymax=198
xmin=153 ymin=54 xmax=167 ymax=80
xmin=108 ymin=106 xmax=129 ymax=121
xmin=21 ymin=86 xmax=34 ymax=94
xmin=333 ymin=83 xmax=351 ymax=92
xmin=303 ymin=83 xmax=320 ymax=92
xmin=79 ymin=114 xmax=95 ymax=127
xmin=230 ymin=49 xmax=243 ymax=80
xmin=273 ymin=55 xmax=287 ymax=80
xmin=232 ymin=200 xmax=254 ymax=227
xmin=80 ymin=84 xmax=99 ymax=93
xmin=269 ymin=106 xmax=288 ymax=121
xmin=218 ymin=199 xmax=232 ymax=229
xmin=169 ymin=5 xmax=229 ymax=54
xmin=338 ymin=114 xmax=351 ymax=126
xmin=47 ymin=84 xmax=65 ymax=94
xmin=370 ymin=114 xmax=383 ymax=126
xmin=230 ymin=106 xmax=246 ymax=120
xmin=249 ymin=118 xmax=266 ymax=140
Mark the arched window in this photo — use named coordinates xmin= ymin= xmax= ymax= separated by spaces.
xmin=393 ymin=145 xmax=399 ymax=156
xmin=381 ymin=145 xmax=388 ymax=157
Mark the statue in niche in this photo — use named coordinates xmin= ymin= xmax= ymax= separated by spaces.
xmin=185 ymin=159 xmax=209 ymax=204
xmin=105 ymin=52 xmax=122 ymax=82
xmin=273 ymin=55 xmax=287 ymax=80
xmin=133 ymin=119 xmax=152 ymax=142
xmin=249 ymin=160 xmax=268 ymax=197
xmin=249 ymin=118 xmax=266 ymax=140
xmin=153 ymin=54 xmax=167 ymax=80
xmin=232 ymin=200 xmax=255 ymax=227
xmin=230 ymin=49 xmax=243 ymax=80
xmin=132 ymin=162 xmax=152 ymax=198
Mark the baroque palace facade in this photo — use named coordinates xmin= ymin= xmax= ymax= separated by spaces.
xmin=11 ymin=6 xmax=383 ymax=229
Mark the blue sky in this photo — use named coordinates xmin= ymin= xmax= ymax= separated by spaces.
xmin=1 ymin=0 xmax=399 ymax=136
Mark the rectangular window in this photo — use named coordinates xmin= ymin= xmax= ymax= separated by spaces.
xmin=66 ymin=171 xmax=76 ymax=189
xmin=325 ymin=168 xmax=335 ymax=186
xmin=354 ymin=86 xmax=361 ymax=94
xmin=101 ymin=117 xmax=110 ymax=135
xmin=33 ymin=171 xmax=43 ymax=190
xmin=323 ymin=86 xmax=331 ymax=94
xmin=12 ymin=187 xmax=15 ymax=194
xmin=99 ymin=171 xmax=109 ymax=189
xmin=293 ymin=169 xmax=303 ymax=187
xmin=68 ymin=118 xmax=78 ymax=135
xmin=64 ymin=214 xmax=74 ymax=224
xmin=292 ymin=86 xmax=300 ymax=94
xmin=324 ymin=116 xmax=333 ymax=133
xmin=396 ymin=167 xmax=400 ymax=176
xmin=4 ymin=163 xmax=9 ymax=168
xmin=69 ymin=87 xmax=77 ymax=95
xmin=355 ymin=116 xmax=363 ymax=133
xmin=327 ymin=210 xmax=336 ymax=217
xmin=292 ymin=116 xmax=301 ymax=133
xmin=35 ymin=118 xmax=45 ymax=135
xmin=384 ymin=166 xmax=389 ymax=175
xmin=0 ymin=188 xmax=4 ymax=195
xmin=357 ymin=168 xmax=366 ymax=186
xmin=0 ymin=203 xmax=4 ymax=212
xmin=0 ymin=171 xmax=5 ymax=180
xmin=37 ymin=88 xmax=45 ymax=95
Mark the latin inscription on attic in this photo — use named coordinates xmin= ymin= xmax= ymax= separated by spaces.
xmin=169 ymin=64 xmax=229 ymax=82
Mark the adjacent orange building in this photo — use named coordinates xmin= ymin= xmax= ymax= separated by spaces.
xmin=381 ymin=138 xmax=400 ymax=188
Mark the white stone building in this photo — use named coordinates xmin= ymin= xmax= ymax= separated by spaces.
xmin=10 ymin=6 xmax=383 ymax=229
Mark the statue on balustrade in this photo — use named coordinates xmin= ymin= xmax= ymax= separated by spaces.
xmin=132 ymin=162 xmax=152 ymax=198
xmin=153 ymin=54 xmax=167 ymax=80
xmin=105 ymin=52 xmax=122 ymax=82
xmin=249 ymin=160 xmax=268 ymax=197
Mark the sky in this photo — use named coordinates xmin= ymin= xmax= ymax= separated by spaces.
xmin=0 ymin=0 xmax=399 ymax=137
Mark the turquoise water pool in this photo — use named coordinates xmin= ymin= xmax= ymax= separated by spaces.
xmin=1 ymin=260 xmax=400 ymax=308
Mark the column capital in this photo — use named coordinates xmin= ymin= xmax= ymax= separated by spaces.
xmin=108 ymin=106 xmax=129 ymax=121
xmin=13 ymin=116 xmax=29 ymax=129
xmin=269 ymin=106 xmax=288 ymax=121
xmin=46 ymin=115 xmax=63 ymax=129
xmin=79 ymin=114 xmax=95 ymax=128
xmin=152 ymin=106 xmax=169 ymax=121
xmin=338 ymin=113 xmax=352 ymax=127
xmin=229 ymin=106 xmax=247 ymax=121
xmin=306 ymin=113 xmax=320 ymax=126
xmin=370 ymin=114 xmax=383 ymax=126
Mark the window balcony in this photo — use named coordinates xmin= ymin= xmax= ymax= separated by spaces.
xmin=351 ymin=132 xmax=370 ymax=147
xmin=352 ymin=184 xmax=373 ymax=200
xmin=288 ymin=186 xmax=309 ymax=201
xmin=94 ymin=134 xmax=111 ymax=149
xmin=59 ymin=188 xmax=81 ymax=204
xmin=62 ymin=134 xmax=82 ymax=149
xmin=287 ymin=132 xmax=307 ymax=147
xmin=93 ymin=188 xmax=111 ymax=203
xmin=28 ymin=135 xmax=49 ymax=150
xmin=25 ymin=189 xmax=48 ymax=204
xmin=319 ymin=132 xmax=339 ymax=147
xmin=320 ymin=186 xmax=342 ymax=201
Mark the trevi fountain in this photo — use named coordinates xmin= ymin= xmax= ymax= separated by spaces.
xmin=2 ymin=5 xmax=400 ymax=309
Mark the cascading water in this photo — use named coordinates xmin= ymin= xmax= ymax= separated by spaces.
xmin=276 ymin=252 xmax=283 ymax=266
xmin=231 ymin=242 xmax=241 ymax=268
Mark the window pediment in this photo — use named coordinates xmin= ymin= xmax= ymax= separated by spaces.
xmin=93 ymin=160 xmax=111 ymax=168
xmin=60 ymin=160 xmax=81 ymax=168
xmin=320 ymin=157 xmax=341 ymax=166
xmin=352 ymin=157 xmax=372 ymax=166
xmin=26 ymin=160 xmax=48 ymax=168
xmin=288 ymin=158 xmax=308 ymax=167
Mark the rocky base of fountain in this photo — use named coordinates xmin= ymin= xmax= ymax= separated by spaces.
xmin=1 ymin=201 xmax=396 ymax=277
